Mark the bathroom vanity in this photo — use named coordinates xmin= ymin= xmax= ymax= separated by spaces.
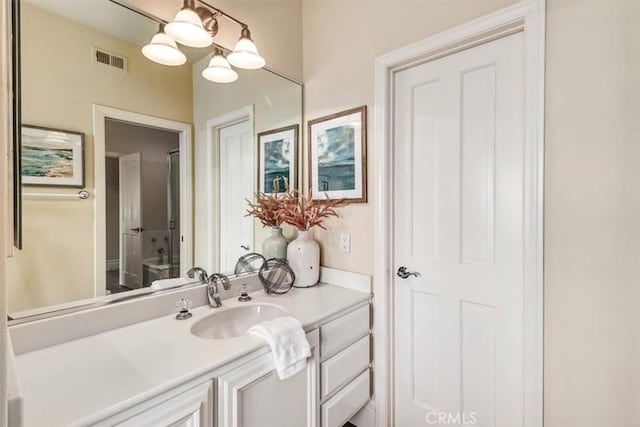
xmin=5 ymin=1 xmax=370 ymax=425
xmin=10 ymin=272 xmax=372 ymax=427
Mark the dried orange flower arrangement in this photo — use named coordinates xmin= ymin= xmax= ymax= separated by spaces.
xmin=279 ymin=190 xmax=347 ymax=231
xmin=246 ymin=190 xmax=347 ymax=230
xmin=246 ymin=192 xmax=285 ymax=228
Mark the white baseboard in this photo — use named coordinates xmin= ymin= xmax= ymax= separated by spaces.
xmin=319 ymin=267 xmax=372 ymax=293
xmin=106 ymin=259 xmax=119 ymax=271
xmin=350 ymin=400 xmax=375 ymax=427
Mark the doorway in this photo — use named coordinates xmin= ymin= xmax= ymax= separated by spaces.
xmin=104 ymin=120 xmax=181 ymax=293
xmin=93 ymin=105 xmax=193 ymax=297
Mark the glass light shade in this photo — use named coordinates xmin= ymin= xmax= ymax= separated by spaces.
xmin=227 ymin=36 xmax=265 ymax=70
xmin=142 ymin=32 xmax=186 ymax=66
xmin=202 ymin=53 xmax=238 ymax=83
xmin=165 ymin=8 xmax=212 ymax=48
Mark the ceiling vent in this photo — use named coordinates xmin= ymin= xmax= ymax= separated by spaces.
xmin=93 ymin=48 xmax=127 ymax=72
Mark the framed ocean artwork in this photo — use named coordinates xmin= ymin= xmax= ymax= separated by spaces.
xmin=258 ymin=124 xmax=298 ymax=195
xmin=21 ymin=125 xmax=85 ymax=187
xmin=308 ymin=106 xmax=367 ymax=203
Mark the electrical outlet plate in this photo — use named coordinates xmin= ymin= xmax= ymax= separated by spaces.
xmin=340 ymin=233 xmax=351 ymax=253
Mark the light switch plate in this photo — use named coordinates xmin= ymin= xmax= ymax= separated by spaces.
xmin=340 ymin=233 xmax=351 ymax=253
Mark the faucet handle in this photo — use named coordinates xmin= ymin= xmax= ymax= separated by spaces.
xmin=238 ymin=284 xmax=252 ymax=302
xmin=175 ymin=297 xmax=193 ymax=320
xmin=177 ymin=297 xmax=192 ymax=310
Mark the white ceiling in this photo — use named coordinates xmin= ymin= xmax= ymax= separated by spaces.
xmin=23 ymin=0 xmax=210 ymax=63
xmin=24 ymin=0 xmax=158 ymax=47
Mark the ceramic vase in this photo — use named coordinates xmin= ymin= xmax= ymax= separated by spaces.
xmin=286 ymin=230 xmax=320 ymax=287
xmin=262 ymin=226 xmax=288 ymax=259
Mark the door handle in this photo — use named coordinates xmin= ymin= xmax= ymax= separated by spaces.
xmin=241 ymin=245 xmax=250 ymax=251
xmin=397 ymin=266 xmax=420 ymax=279
xmin=131 ymin=227 xmax=144 ymax=233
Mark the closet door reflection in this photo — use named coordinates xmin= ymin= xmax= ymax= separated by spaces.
xmin=219 ymin=119 xmax=254 ymax=272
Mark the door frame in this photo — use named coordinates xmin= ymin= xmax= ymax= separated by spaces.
xmin=93 ymin=105 xmax=193 ymax=296
xmin=203 ymin=105 xmax=255 ymax=273
xmin=118 ymin=152 xmax=142 ymax=287
xmin=372 ymin=1 xmax=545 ymax=426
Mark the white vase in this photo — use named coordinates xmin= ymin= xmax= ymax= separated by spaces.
xmin=286 ymin=230 xmax=320 ymax=287
xmin=262 ymin=227 xmax=288 ymax=259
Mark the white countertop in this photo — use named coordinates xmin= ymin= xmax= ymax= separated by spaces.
xmin=13 ymin=284 xmax=370 ymax=427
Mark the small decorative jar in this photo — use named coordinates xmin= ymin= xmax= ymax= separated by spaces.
xmin=287 ymin=231 xmax=320 ymax=287
xmin=262 ymin=226 xmax=288 ymax=259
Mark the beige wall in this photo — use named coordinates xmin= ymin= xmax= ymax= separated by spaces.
xmin=302 ymin=0 xmax=515 ymax=273
xmin=7 ymin=4 xmax=192 ymax=313
xmin=544 ymin=0 xmax=640 ymax=425
xmin=191 ymin=58 xmax=302 ymax=271
xmin=303 ymin=0 xmax=640 ymax=426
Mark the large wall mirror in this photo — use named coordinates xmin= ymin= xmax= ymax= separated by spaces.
xmin=8 ymin=0 xmax=302 ymax=320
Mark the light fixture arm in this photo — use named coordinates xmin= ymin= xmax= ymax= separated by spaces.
xmin=196 ymin=7 xmax=219 ymax=36
xmin=196 ymin=0 xmax=248 ymax=28
xmin=182 ymin=0 xmax=196 ymax=9
xmin=111 ymin=0 xmax=250 ymax=37
xmin=239 ymin=26 xmax=251 ymax=39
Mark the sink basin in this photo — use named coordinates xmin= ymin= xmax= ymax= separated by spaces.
xmin=191 ymin=304 xmax=286 ymax=339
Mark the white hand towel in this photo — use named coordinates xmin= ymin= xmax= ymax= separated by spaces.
xmin=150 ymin=277 xmax=189 ymax=292
xmin=247 ymin=316 xmax=311 ymax=380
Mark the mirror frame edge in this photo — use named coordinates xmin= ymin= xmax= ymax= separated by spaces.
xmin=11 ymin=0 xmax=22 ymax=250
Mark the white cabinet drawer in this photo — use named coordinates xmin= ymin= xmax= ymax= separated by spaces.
xmin=321 ymin=369 xmax=370 ymax=427
xmin=321 ymin=304 xmax=369 ymax=358
xmin=321 ymin=335 xmax=370 ymax=400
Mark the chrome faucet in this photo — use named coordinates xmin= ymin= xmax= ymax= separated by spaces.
xmin=207 ymin=273 xmax=232 ymax=308
xmin=187 ymin=267 xmax=209 ymax=284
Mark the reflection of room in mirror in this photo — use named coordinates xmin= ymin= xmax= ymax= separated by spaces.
xmin=7 ymin=0 xmax=193 ymax=316
xmin=194 ymin=65 xmax=303 ymax=274
xmin=8 ymin=0 xmax=302 ymax=319
xmin=104 ymin=119 xmax=181 ymax=294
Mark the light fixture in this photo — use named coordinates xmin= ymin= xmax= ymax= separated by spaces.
xmin=140 ymin=0 xmax=265 ymax=82
xmin=141 ymin=24 xmax=187 ymax=66
xmin=165 ymin=0 xmax=213 ymax=48
xmin=202 ymin=49 xmax=238 ymax=83
xmin=227 ymin=27 xmax=265 ymax=70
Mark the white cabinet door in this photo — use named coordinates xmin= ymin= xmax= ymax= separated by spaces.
xmin=218 ymin=329 xmax=320 ymax=427
xmin=112 ymin=381 xmax=214 ymax=427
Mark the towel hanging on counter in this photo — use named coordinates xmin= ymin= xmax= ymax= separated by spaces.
xmin=247 ymin=316 xmax=311 ymax=380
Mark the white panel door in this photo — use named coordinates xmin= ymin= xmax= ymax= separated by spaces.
xmin=219 ymin=120 xmax=254 ymax=272
xmin=393 ymin=33 xmax=525 ymax=427
xmin=119 ymin=152 xmax=143 ymax=288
